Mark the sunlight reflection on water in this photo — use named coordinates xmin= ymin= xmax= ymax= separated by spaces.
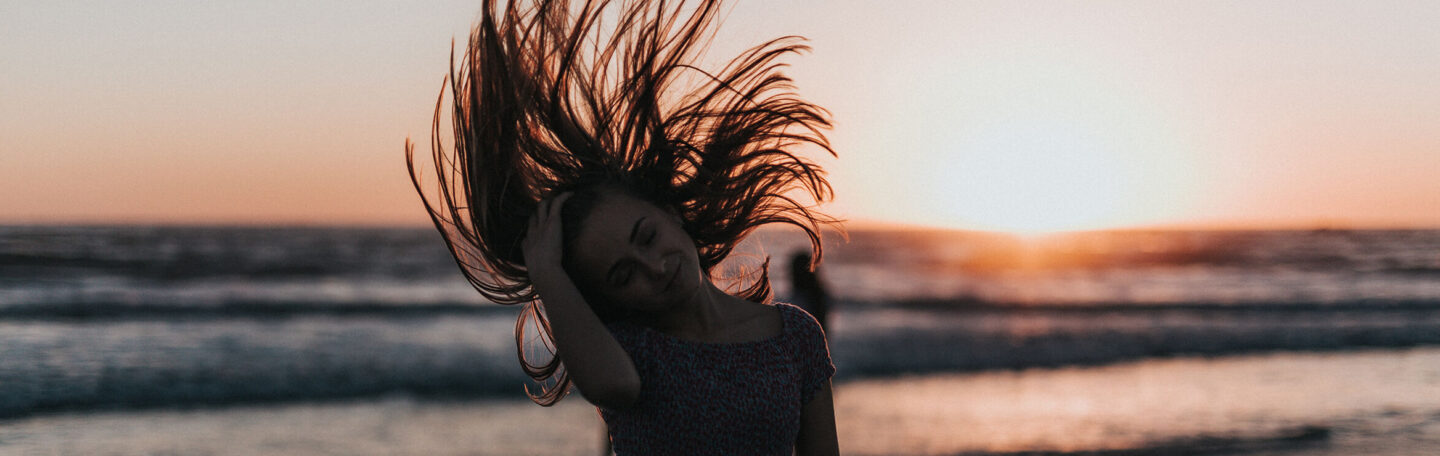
xmin=836 ymin=348 xmax=1440 ymax=455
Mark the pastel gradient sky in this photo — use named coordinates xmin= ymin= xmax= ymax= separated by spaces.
xmin=4 ymin=0 xmax=1438 ymax=231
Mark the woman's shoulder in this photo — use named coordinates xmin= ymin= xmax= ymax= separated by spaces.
xmin=774 ymin=302 xmax=825 ymax=339
xmin=775 ymin=302 xmax=834 ymax=387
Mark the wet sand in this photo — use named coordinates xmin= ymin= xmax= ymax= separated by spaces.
xmin=4 ymin=348 xmax=1438 ymax=455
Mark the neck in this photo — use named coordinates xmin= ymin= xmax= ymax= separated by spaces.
xmin=648 ymin=278 xmax=737 ymax=337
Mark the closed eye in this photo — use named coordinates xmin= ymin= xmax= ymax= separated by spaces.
xmin=609 ymin=263 xmax=634 ymax=286
xmin=609 ymin=217 xmax=653 ymax=285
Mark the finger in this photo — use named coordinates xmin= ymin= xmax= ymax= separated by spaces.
xmin=548 ymin=192 xmax=573 ymax=218
xmin=534 ymin=197 xmax=557 ymax=226
xmin=533 ymin=193 xmax=562 ymax=224
xmin=526 ymin=208 xmax=543 ymax=236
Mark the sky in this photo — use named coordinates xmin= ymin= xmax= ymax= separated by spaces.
xmin=3 ymin=0 xmax=1438 ymax=232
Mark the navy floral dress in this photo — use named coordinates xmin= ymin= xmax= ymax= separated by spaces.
xmin=600 ymin=303 xmax=835 ymax=455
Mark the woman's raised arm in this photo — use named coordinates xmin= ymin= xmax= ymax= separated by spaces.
xmin=522 ymin=193 xmax=641 ymax=409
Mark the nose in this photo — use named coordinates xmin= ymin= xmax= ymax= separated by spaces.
xmin=639 ymin=253 xmax=667 ymax=278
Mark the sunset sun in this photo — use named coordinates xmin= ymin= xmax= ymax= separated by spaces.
xmin=908 ymin=85 xmax=1199 ymax=235
xmin=825 ymin=44 xmax=1209 ymax=235
xmin=939 ymin=118 xmax=1133 ymax=234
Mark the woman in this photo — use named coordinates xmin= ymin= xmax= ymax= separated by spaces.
xmin=406 ymin=0 xmax=839 ymax=453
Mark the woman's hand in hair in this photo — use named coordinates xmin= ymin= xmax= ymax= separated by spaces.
xmin=520 ymin=191 xmax=642 ymax=409
xmin=522 ymin=192 xmax=572 ymax=273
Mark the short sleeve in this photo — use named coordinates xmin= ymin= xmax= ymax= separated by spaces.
xmin=791 ymin=305 xmax=835 ymax=405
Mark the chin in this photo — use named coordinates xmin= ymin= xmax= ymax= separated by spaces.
xmin=647 ymin=283 xmax=697 ymax=314
xmin=632 ymin=298 xmax=679 ymax=315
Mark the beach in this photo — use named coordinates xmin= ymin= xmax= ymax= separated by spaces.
xmin=4 ymin=348 xmax=1438 ymax=455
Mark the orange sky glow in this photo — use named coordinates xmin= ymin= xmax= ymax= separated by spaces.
xmin=3 ymin=0 xmax=1438 ymax=232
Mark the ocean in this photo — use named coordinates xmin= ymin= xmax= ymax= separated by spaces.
xmin=3 ymin=225 xmax=1439 ymax=454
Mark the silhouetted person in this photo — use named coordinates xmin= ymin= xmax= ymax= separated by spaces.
xmin=789 ymin=251 xmax=830 ymax=332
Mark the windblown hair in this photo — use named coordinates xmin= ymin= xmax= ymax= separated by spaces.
xmin=406 ymin=0 xmax=836 ymax=406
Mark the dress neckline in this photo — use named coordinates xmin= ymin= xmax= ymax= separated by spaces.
xmin=638 ymin=303 xmax=792 ymax=347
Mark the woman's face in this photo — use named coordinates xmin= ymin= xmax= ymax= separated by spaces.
xmin=567 ymin=189 xmax=704 ymax=314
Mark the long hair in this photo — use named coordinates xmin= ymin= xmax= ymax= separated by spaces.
xmin=406 ymin=0 xmax=836 ymax=406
